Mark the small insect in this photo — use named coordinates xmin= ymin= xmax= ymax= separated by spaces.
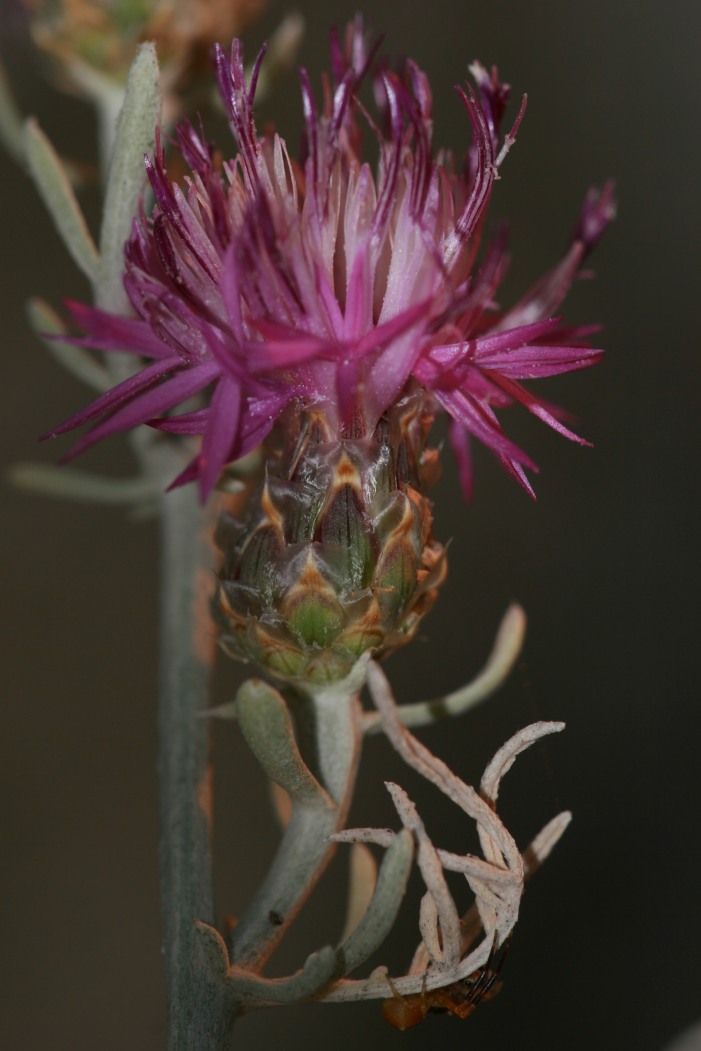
xmin=382 ymin=933 xmax=509 ymax=1031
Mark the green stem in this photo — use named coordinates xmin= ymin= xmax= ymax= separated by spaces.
xmin=158 ymin=482 xmax=234 ymax=1049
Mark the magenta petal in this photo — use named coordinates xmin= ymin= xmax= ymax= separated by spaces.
xmin=234 ymin=414 xmax=276 ymax=459
xmin=499 ymin=454 xmax=537 ymax=498
xmin=166 ymin=455 xmax=202 ymax=491
xmin=447 ymin=82 xmax=495 ymax=252
xmin=471 ymin=318 xmax=563 ymax=356
xmin=253 ymin=339 xmax=331 ymax=369
xmin=491 ymin=375 xmax=592 ymax=445
xmin=448 ymin=419 xmax=474 ymax=501
xmin=573 ymin=181 xmax=616 ymax=254
xmin=65 ymin=301 xmax=173 ymax=359
xmin=150 ymin=409 xmax=209 ymax=435
xmin=335 ymin=356 xmax=358 ymax=425
xmin=214 ymin=40 xmax=263 ymax=189
xmin=469 ymin=61 xmax=511 ymax=151
xmin=246 ymin=334 xmax=335 ymax=371
xmin=343 ymin=249 xmax=372 ymax=341
xmin=61 ymin=361 xmax=219 ymax=460
xmin=495 ymin=185 xmax=614 ymax=333
xmin=435 ymin=388 xmax=537 ymax=470
xmin=424 ymin=318 xmax=562 ymax=372
xmin=359 ymin=299 xmax=433 ymax=418
xmin=315 ymin=265 xmax=346 ymax=336
xmin=237 ymin=391 xmax=292 ymax=452
xmin=495 ymin=247 xmax=583 ymax=330
xmin=477 ymin=343 xmax=604 ymax=378
xmin=198 ymin=375 xmax=242 ymax=500
xmin=373 ymin=74 xmax=404 ymax=238
xmin=42 ymin=356 xmax=182 ymax=438
xmin=356 ymin=298 xmax=430 ymax=360
xmin=221 ymin=244 xmax=244 ymax=344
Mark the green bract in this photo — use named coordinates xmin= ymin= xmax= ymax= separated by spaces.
xmin=213 ymin=392 xmax=447 ymax=683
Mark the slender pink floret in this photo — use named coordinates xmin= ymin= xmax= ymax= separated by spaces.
xmin=44 ymin=23 xmax=615 ymax=500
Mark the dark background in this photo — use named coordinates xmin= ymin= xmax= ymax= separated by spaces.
xmin=2 ymin=1 xmax=700 ymax=1048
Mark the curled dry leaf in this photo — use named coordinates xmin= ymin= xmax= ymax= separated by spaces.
xmin=322 ymin=663 xmax=570 ymax=1003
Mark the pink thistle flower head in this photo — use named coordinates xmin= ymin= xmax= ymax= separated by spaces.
xmin=42 ymin=22 xmax=614 ymax=681
xmin=44 ymin=20 xmax=614 ymax=503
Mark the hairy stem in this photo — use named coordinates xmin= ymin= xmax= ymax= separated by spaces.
xmin=158 ymin=482 xmax=234 ymax=1049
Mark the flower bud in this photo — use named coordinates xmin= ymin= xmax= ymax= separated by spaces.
xmin=213 ymin=391 xmax=446 ymax=684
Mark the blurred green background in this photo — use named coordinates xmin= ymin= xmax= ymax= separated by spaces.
xmin=2 ymin=1 xmax=700 ymax=1048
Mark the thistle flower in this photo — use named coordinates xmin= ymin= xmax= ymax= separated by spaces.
xmin=43 ymin=22 xmax=613 ymax=681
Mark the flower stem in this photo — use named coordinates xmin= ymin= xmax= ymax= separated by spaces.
xmin=158 ymin=482 xmax=234 ymax=1049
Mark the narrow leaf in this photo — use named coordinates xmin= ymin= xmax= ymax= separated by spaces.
xmin=480 ymin=720 xmax=565 ymax=805
xmin=97 ymin=43 xmax=160 ymax=313
xmin=24 ymin=119 xmax=99 ymax=281
xmin=362 ymin=604 xmax=526 ymax=733
xmin=523 ymin=811 xmax=572 ymax=877
xmin=9 ymin=462 xmax=156 ymax=505
xmin=230 ymin=946 xmax=338 ymax=1005
xmin=0 ymin=58 xmax=24 ymax=163
xmin=236 ymin=679 xmax=333 ymax=810
xmin=337 ymin=830 xmax=413 ymax=974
